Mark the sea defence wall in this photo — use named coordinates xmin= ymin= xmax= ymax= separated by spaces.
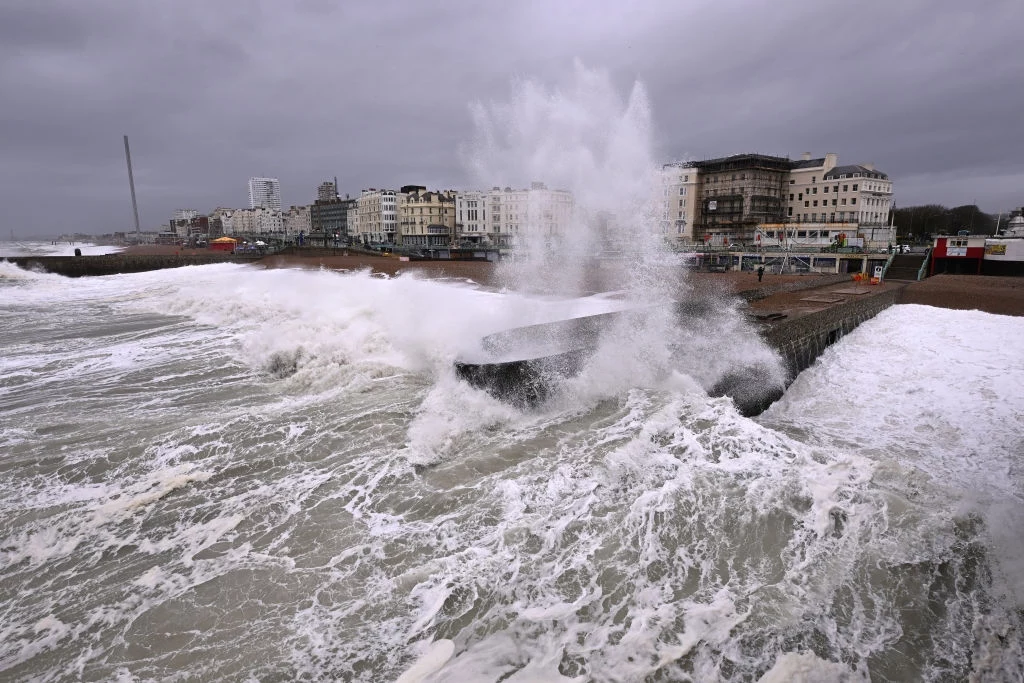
xmin=3 ymin=254 xmax=259 ymax=277
xmin=456 ymin=283 xmax=906 ymax=415
xmin=756 ymin=286 xmax=903 ymax=382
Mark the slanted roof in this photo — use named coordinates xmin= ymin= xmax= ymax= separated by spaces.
xmin=824 ymin=164 xmax=888 ymax=180
xmin=790 ymin=158 xmax=826 ymax=169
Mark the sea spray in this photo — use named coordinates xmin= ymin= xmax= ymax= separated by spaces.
xmin=464 ymin=60 xmax=675 ymax=299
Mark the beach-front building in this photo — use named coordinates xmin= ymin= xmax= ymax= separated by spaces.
xmin=310 ymin=198 xmax=355 ymax=243
xmin=930 ymin=234 xmax=987 ymax=275
xmin=660 ymin=163 xmax=700 ymax=241
xmin=398 ymin=187 xmax=457 ymax=248
xmin=231 ymin=206 xmax=283 ymax=235
xmin=282 ymin=205 xmax=312 ymax=237
xmin=484 ymin=183 xmax=575 ymax=248
xmin=661 ymin=152 xmax=895 ymax=249
xmin=455 ymin=191 xmax=489 ymax=246
xmin=357 ymin=188 xmax=399 ymax=245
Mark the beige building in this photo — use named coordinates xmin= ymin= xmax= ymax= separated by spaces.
xmin=786 ymin=153 xmax=893 ymax=229
xmin=661 ymin=152 xmax=896 ymax=247
xmin=398 ymin=188 xmax=457 ymax=248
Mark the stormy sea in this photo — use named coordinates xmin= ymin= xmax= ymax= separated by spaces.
xmin=3 ymin=67 xmax=1023 ymax=681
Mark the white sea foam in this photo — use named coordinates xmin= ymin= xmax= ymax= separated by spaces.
xmin=3 ymin=70 xmax=1023 ymax=683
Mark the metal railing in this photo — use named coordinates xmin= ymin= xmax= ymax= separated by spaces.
xmin=917 ymin=248 xmax=932 ymax=281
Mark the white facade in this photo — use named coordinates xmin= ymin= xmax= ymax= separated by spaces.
xmin=231 ymin=207 xmax=283 ymax=235
xmin=248 ymin=177 xmax=282 ymax=211
xmin=461 ymin=183 xmax=574 ymax=248
xmin=455 ymin=191 xmax=489 ymax=244
xmin=172 ymin=208 xmax=198 ymax=222
xmin=659 ymin=164 xmax=700 ymax=241
xmin=357 ymin=189 xmax=399 ymax=244
xmin=282 ymin=205 xmax=311 ymax=236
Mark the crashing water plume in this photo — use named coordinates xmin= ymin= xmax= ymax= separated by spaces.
xmin=464 ymin=60 xmax=678 ymax=301
xmin=458 ymin=62 xmax=785 ymax=409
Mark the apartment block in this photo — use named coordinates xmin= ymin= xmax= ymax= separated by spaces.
xmin=248 ymin=177 xmax=282 ymax=211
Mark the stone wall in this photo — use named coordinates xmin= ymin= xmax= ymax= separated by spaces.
xmin=758 ymin=286 xmax=905 ymax=380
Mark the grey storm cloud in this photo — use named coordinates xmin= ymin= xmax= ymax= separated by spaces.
xmin=1 ymin=0 xmax=1022 ymax=237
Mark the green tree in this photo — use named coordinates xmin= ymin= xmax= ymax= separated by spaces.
xmin=948 ymin=205 xmax=996 ymax=235
xmin=892 ymin=204 xmax=949 ymax=241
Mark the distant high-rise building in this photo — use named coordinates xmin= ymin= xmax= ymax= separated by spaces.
xmin=317 ymin=180 xmax=338 ymax=203
xmin=248 ymin=177 xmax=282 ymax=210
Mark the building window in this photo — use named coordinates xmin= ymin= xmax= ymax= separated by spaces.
xmin=852 ymin=184 xmax=858 ymax=191
xmin=832 ymin=199 xmax=837 ymax=206
xmin=813 ymin=200 xmax=818 ymax=207
xmin=823 ymin=186 xmax=829 ymax=193
xmin=851 ymin=198 xmax=857 ymax=205
xmin=843 ymin=185 xmax=849 ymax=192
xmin=789 ymin=193 xmax=794 ymax=201
xmin=679 ymin=187 xmax=686 ymax=195
xmin=790 ymin=179 xmax=795 ymax=184
xmin=684 ymin=175 xmax=688 ymax=182
xmin=788 ymin=207 xmax=793 ymax=216
xmin=812 ymin=187 xmax=817 ymax=194
xmin=798 ymin=192 xmax=803 ymax=200
xmin=812 ymin=177 xmax=816 ymax=183
xmin=804 ymin=201 xmax=809 ymax=207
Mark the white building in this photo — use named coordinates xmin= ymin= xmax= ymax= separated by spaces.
xmin=172 ymin=208 xmax=199 ymax=222
xmin=659 ymin=164 xmax=700 ymax=242
xmin=282 ymin=205 xmax=311 ymax=236
xmin=231 ymin=206 xmax=282 ymax=235
xmin=248 ymin=177 xmax=282 ymax=211
xmin=455 ymin=191 xmax=489 ymax=245
xmin=457 ymin=183 xmax=574 ymax=248
xmin=357 ymin=189 xmax=399 ymax=244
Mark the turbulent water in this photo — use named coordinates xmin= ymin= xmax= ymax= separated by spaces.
xmin=1 ymin=257 xmax=1023 ymax=682
xmin=4 ymin=64 xmax=1024 ymax=681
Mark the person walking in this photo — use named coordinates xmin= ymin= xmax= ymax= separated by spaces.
xmin=757 ymin=265 xmax=765 ymax=282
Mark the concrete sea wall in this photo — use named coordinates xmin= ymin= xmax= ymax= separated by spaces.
xmin=4 ymin=254 xmax=258 ymax=277
xmin=758 ymin=286 xmax=903 ymax=380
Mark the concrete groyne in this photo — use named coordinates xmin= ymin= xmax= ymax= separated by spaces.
xmin=456 ymin=282 xmax=906 ymax=415
xmin=756 ymin=286 xmax=903 ymax=388
xmin=4 ymin=253 xmax=260 ymax=277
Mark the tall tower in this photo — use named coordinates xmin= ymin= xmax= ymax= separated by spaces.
xmin=124 ymin=135 xmax=141 ymax=243
xmin=248 ymin=177 xmax=282 ymax=210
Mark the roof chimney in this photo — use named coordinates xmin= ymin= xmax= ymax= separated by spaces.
xmin=801 ymin=152 xmax=811 ymax=161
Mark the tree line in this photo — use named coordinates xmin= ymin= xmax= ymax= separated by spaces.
xmin=892 ymin=204 xmax=1000 ymax=241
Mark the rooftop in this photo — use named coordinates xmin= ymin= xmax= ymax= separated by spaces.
xmin=824 ymin=164 xmax=888 ymax=180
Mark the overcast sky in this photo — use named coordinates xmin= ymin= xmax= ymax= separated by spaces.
xmin=2 ymin=0 xmax=1022 ymax=237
